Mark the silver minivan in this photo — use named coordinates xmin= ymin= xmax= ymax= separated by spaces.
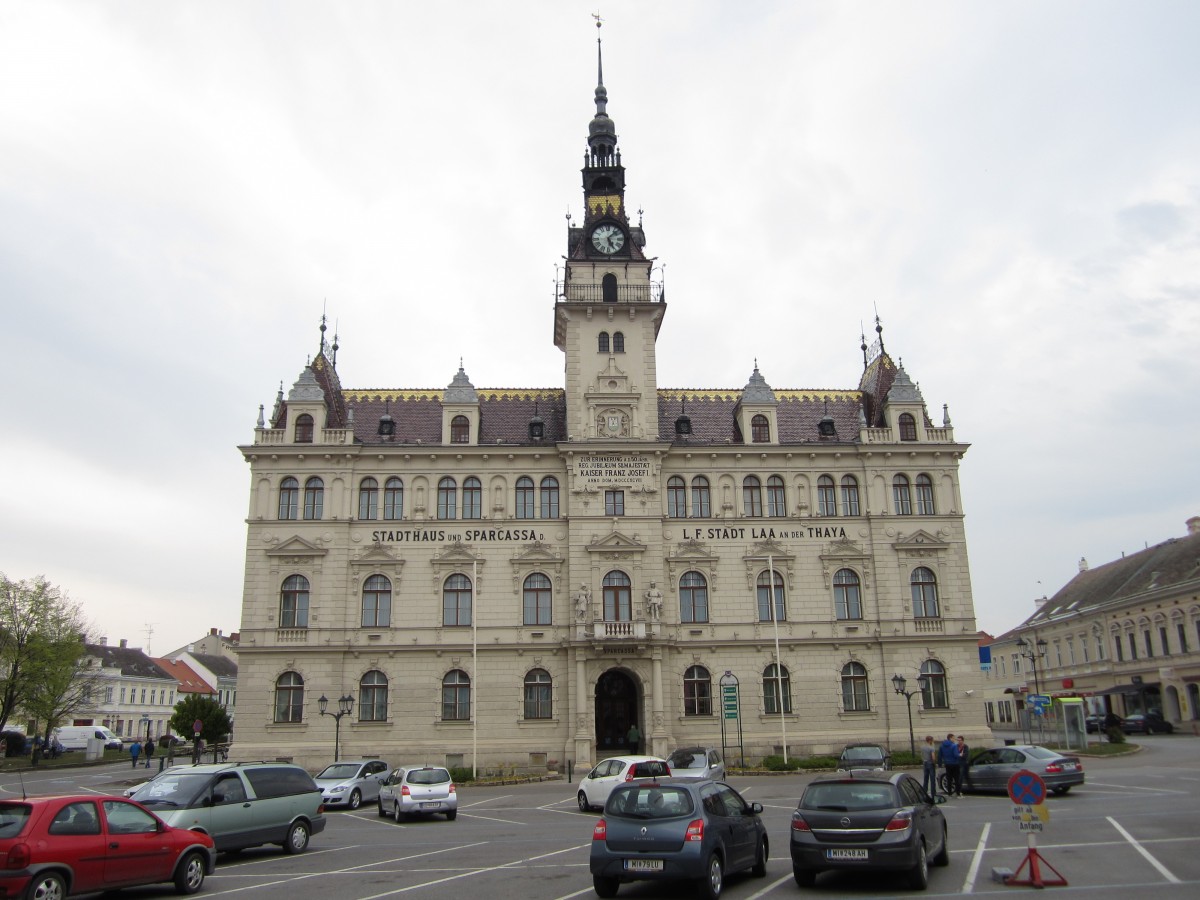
xmin=128 ymin=762 xmax=326 ymax=853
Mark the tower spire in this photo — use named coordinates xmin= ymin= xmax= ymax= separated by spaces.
xmin=586 ymin=14 xmax=617 ymax=162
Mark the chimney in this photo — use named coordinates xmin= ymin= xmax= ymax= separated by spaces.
xmin=119 ymin=638 xmax=127 ymax=649
xmin=230 ymin=632 xmax=240 ymax=644
xmin=210 ymin=628 xmax=219 ymax=636
xmin=1187 ymin=516 xmax=1200 ymax=536
xmin=1079 ymin=557 xmax=1089 ymax=573
xmin=98 ymin=637 xmax=108 ymax=646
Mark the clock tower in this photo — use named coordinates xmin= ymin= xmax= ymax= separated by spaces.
xmin=555 ymin=24 xmax=665 ymax=443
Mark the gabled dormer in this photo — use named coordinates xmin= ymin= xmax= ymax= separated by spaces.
xmin=284 ymin=366 xmax=326 ymax=445
xmin=441 ymin=366 xmax=479 ymax=446
xmin=882 ymin=363 xmax=928 ymax=442
xmin=734 ymin=364 xmax=778 ymax=445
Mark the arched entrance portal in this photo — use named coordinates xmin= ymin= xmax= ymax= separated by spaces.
xmin=595 ymin=669 xmax=641 ymax=755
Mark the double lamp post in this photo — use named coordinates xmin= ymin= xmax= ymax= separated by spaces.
xmin=892 ymin=673 xmax=930 ymax=757
xmin=318 ymin=693 xmax=354 ymax=761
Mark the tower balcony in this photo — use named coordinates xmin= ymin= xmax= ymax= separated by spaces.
xmin=558 ymin=282 xmax=663 ymax=303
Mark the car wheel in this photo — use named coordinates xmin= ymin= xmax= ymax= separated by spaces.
xmin=577 ymin=790 xmax=592 ymax=812
xmin=698 ymin=852 xmax=723 ymax=900
xmin=932 ymin=825 xmax=950 ymax=867
xmin=446 ymin=809 xmax=457 ymax=821
xmin=377 ymin=799 xmax=388 ymax=818
xmin=592 ymin=875 xmax=619 ymax=898
xmin=174 ymin=850 xmax=207 ymax=895
xmin=348 ymin=789 xmax=362 ymax=810
xmin=283 ymin=820 xmax=310 ymax=854
xmin=26 ymin=871 xmax=66 ymax=900
xmin=792 ymin=866 xmax=816 ymax=888
xmin=1052 ymin=786 xmax=1071 ymax=796
xmin=752 ymin=835 xmax=768 ymax=877
xmin=909 ymin=839 xmax=929 ymax=890
xmin=937 ymin=773 xmax=951 ymax=796
xmin=394 ymin=800 xmax=406 ymax=823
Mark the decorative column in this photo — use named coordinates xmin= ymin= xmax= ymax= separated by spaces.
xmin=650 ymin=649 xmax=666 ymax=757
xmin=574 ymin=651 xmax=592 ymax=770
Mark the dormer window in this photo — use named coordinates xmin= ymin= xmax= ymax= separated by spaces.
xmin=899 ymin=413 xmax=918 ymax=441
xmin=451 ymin=415 xmax=470 ymax=444
xmin=751 ymin=414 xmax=770 ymax=443
xmin=294 ymin=414 xmax=314 ymax=443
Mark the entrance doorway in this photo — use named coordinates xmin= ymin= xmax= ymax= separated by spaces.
xmin=595 ymin=669 xmax=641 ymax=754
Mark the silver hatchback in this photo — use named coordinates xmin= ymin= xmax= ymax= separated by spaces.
xmin=314 ymin=759 xmax=391 ymax=810
xmin=377 ymin=766 xmax=458 ymax=821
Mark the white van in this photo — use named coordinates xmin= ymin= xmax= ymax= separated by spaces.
xmin=56 ymin=725 xmax=122 ymax=751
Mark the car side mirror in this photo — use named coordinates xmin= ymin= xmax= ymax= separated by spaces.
xmin=933 ymin=794 xmax=947 ymax=805
xmin=211 ymin=792 xmax=225 ymax=805
xmin=748 ymin=802 xmax=764 ymax=815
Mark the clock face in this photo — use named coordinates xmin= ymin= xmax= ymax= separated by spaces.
xmin=591 ymin=224 xmax=626 ymax=255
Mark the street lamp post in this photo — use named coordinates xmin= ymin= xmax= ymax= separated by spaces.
xmin=892 ymin=673 xmax=931 ymax=758
xmin=1015 ymin=635 xmax=1048 ymax=695
xmin=318 ymin=693 xmax=354 ymax=761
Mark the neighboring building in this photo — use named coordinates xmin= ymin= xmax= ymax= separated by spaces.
xmin=983 ymin=518 xmax=1200 ymax=728
xmin=171 ymin=651 xmax=238 ymax=725
xmin=76 ymin=639 xmax=177 ymax=740
xmin=232 ymin=35 xmax=987 ymax=771
xmin=165 ymin=627 xmax=240 ymax=664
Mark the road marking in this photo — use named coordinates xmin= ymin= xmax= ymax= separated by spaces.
xmin=460 ymin=812 xmax=525 ymax=825
xmin=1106 ymin=817 xmax=1180 ymax=883
xmin=461 ymin=794 xmax=512 ymax=807
xmin=549 ymin=889 xmax=595 ymax=900
xmin=961 ymin=821 xmax=990 ymax=893
xmin=1088 ymin=781 xmax=1187 ymax=795
xmin=743 ymin=873 xmax=792 ymax=899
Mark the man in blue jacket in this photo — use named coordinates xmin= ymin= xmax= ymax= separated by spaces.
xmin=938 ymin=733 xmax=961 ymax=797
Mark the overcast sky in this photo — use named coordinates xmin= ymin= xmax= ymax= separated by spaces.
xmin=2 ymin=1 xmax=1197 ymax=657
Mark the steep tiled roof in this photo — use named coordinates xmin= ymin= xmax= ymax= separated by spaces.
xmin=155 ymin=657 xmax=216 ymax=694
xmin=858 ymin=353 xmax=898 ymax=428
xmin=657 ymin=390 xmax=863 ymax=444
xmin=85 ymin=644 xmax=171 ymax=680
xmin=343 ymin=389 xmax=569 ymax=445
xmin=190 ymin=653 xmax=238 ymax=679
xmin=1025 ymin=529 xmax=1200 ymax=627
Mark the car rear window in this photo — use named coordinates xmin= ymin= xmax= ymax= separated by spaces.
xmin=841 ymin=746 xmax=884 ymax=761
xmin=607 ymin=786 xmax=694 ymax=818
xmin=801 ymin=782 xmax=897 ymax=811
xmin=0 ymin=804 xmax=32 ymax=837
xmin=667 ymin=749 xmax=705 ymax=770
xmin=1022 ymin=747 xmax=1057 ymax=759
xmin=631 ymin=761 xmax=670 ymax=778
xmin=245 ymin=766 xmax=319 ymax=799
xmin=407 ymin=768 xmax=451 ymax=785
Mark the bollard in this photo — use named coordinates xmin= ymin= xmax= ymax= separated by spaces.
xmin=159 ymin=756 xmax=165 ymax=772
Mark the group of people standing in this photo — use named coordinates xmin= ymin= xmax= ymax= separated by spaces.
xmin=920 ymin=733 xmax=971 ymax=798
xmin=128 ymin=737 xmax=156 ymax=768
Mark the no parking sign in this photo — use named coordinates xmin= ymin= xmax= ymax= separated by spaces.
xmin=1008 ymin=769 xmax=1050 ymax=832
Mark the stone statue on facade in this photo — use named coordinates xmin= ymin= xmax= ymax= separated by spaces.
xmin=644 ymin=582 xmax=663 ymax=622
xmin=574 ymin=584 xmax=592 ymax=621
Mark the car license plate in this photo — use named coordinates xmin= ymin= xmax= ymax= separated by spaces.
xmin=1062 ymin=762 xmax=1076 ymax=770
xmin=826 ymin=849 xmax=868 ymax=861
xmin=421 ymin=802 xmax=441 ymax=809
xmin=624 ymin=859 xmax=663 ymax=872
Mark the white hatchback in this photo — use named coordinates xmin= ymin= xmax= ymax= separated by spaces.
xmin=576 ymin=755 xmax=671 ymax=812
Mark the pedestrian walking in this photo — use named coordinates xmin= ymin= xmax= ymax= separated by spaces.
xmin=626 ymin=722 xmax=641 ymax=753
xmin=129 ymin=739 xmax=141 ymax=769
xmin=937 ymin=733 xmax=960 ymax=797
xmin=956 ymin=735 xmax=971 ymax=792
xmin=920 ymin=735 xmax=938 ymax=796
xmin=143 ymin=738 xmax=155 ymax=768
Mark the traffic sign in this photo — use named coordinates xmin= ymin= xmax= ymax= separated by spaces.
xmin=1007 ymin=769 xmax=1047 ymax=805
xmin=1029 ymin=694 xmax=1051 ymax=708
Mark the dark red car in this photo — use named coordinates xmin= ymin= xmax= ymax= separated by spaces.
xmin=0 ymin=795 xmax=216 ymax=899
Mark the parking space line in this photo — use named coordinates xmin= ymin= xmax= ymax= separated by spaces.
xmin=462 ymin=794 xmax=512 ymax=808
xmin=549 ymin=888 xmax=594 ymax=900
xmin=1088 ymin=781 xmax=1188 ymax=795
xmin=960 ymin=821 xmax=990 ymax=894
xmin=743 ymin=873 xmax=792 ymax=899
xmin=1106 ymin=817 xmax=1181 ymax=884
xmin=460 ymin=812 xmax=526 ymax=825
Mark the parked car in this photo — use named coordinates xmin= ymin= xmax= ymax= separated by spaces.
xmin=590 ymin=779 xmax=768 ymax=899
xmin=1122 ymin=713 xmax=1175 ymax=735
xmin=577 ymin=756 xmax=672 ymax=812
xmin=666 ymin=746 xmax=726 ymax=781
xmin=0 ymin=794 xmax=216 ymax=897
xmin=790 ymin=771 xmax=949 ymax=889
xmin=1085 ymin=715 xmax=1105 ymax=733
xmin=836 ymin=743 xmax=891 ymax=772
xmin=127 ymin=761 xmax=325 ymax=853
xmin=958 ymin=745 xmax=1084 ymax=795
xmin=377 ymin=766 xmax=458 ymax=821
xmin=314 ymin=759 xmax=391 ymax=810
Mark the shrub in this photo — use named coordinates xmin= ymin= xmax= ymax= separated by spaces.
xmin=761 ymin=754 xmax=802 ymax=771
xmin=0 ymin=731 xmax=26 ymax=757
xmin=795 ymin=755 xmax=839 ymax=770
xmin=448 ymin=766 xmax=475 ymax=783
xmin=1105 ymin=725 xmax=1126 ymax=744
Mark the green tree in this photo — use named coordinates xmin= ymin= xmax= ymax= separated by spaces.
xmin=169 ymin=694 xmax=233 ymax=744
xmin=0 ymin=574 xmax=91 ymax=734
xmin=24 ymin=630 xmax=101 ymax=748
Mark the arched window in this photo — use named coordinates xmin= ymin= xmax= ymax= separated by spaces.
xmin=841 ymin=662 xmax=870 ymax=711
xmin=278 ymin=477 xmax=299 ymax=520
xmin=817 ymin=475 xmax=837 ymax=516
xmin=667 ymin=476 xmax=687 ymax=518
xmin=766 ymin=475 xmax=786 ymax=517
xmin=540 ymin=477 xmax=560 ymax=518
xmin=834 ymin=569 xmax=862 ymax=620
xmin=757 ymin=570 xmax=786 ymax=622
xmin=893 ymin=475 xmax=912 ymax=515
xmin=294 ymin=414 xmax=314 ymax=444
xmin=462 ymin=477 xmax=482 ymax=519
xmin=523 ymin=573 xmax=552 ymax=625
xmin=274 ymin=672 xmax=304 ymax=723
xmin=383 ymin=477 xmax=404 ymax=520
xmin=443 ymin=574 xmax=472 ymax=626
xmin=691 ymin=476 xmax=711 ymax=518
xmin=359 ymin=670 xmax=388 ymax=722
xmin=437 ymin=477 xmax=457 ymax=520
xmin=602 ymin=273 xmax=618 ymax=302
xmin=915 ymin=474 xmax=935 ymax=515
xmin=899 ymin=413 xmax=918 ymax=441
xmin=763 ymin=663 xmax=792 ymax=714
xmin=680 ymin=571 xmax=709 ymax=624
xmin=911 ymin=567 xmax=940 ymax=617
xmin=751 ymin=414 xmax=770 ymax=443
xmin=598 ymin=331 xmax=610 ymax=352
xmin=613 ymin=332 xmax=625 ymax=352
xmin=523 ymin=669 xmax=552 ymax=719
xmin=280 ymin=575 xmax=309 ymax=628
xmin=840 ymin=475 xmax=860 ymax=516
xmin=920 ymin=660 xmax=949 ymax=709
xmin=358 ymin=477 xmax=378 ymax=520
xmin=602 ymin=571 xmax=632 ymax=621
xmin=303 ymin=477 xmax=324 ymax=520
xmin=684 ymin=665 xmax=712 ymax=716
xmin=516 ymin=477 xmax=535 ymax=519
xmin=361 ymin=575 xmax=391 ymax=627
xmin=743 ymin=476 xmax=763 ymax=517
xmin=441 ymin=670 xmax=471 ymax=720
xmin=451 ymin=415 xmax=470 ymax=444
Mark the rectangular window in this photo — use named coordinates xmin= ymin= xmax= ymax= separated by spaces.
xmin=1178 ymin=622 xmax=1189 ymax=654
xmin=105 ymin=686 xmax=114 ymax=703
xmin=1096 ymin=635 xmax=1105 ymax=661
xmin=1143 ymin=629 xmax=1153 ymax=658
xmin=985 ymin=701 xmax=995 ymax=724
xmin=1159 ymin=626 xmax=1170 ymax=655
xmin=1012 ymin=654 xmax=1021 ymax=675
xmin=1128 ymin=633 xmax=1138 ymax=660
xmin=604 ymin=490 xmax=624 ymax=516
xmin=1115 ymin=636 xmax=1124 ymax=662
xmin=140 ymin=688 xmax=146 ymax=704
xmin=120 ymin=687 xmax=126 ymax=704
xmin=1066 ymin=638 xmax=1075 ymax=665
xmin=1054 ymin=642 xmax=1062 ymax=668
xmin=1082 ymin=638 xmax=1090 ymax=662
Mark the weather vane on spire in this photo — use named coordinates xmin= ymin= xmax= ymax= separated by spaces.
xmin=592 ymin=11 xmax=603 ymax=29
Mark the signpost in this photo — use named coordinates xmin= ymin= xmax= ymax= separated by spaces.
xmin=718 ymin=672 xmax=745 ymax=768
xmin=1003 ymin=769 xmax=1067 ymax=888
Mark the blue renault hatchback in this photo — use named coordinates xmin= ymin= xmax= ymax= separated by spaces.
xmin=589 ymin=779 xmax=768 ymax=899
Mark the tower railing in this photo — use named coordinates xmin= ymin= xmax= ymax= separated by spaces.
xmin=558 ymin=282 xmax=663 ymax=303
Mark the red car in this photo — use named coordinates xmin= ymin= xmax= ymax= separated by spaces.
xmin=0 ymin=795 xmax=216 ymax=899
